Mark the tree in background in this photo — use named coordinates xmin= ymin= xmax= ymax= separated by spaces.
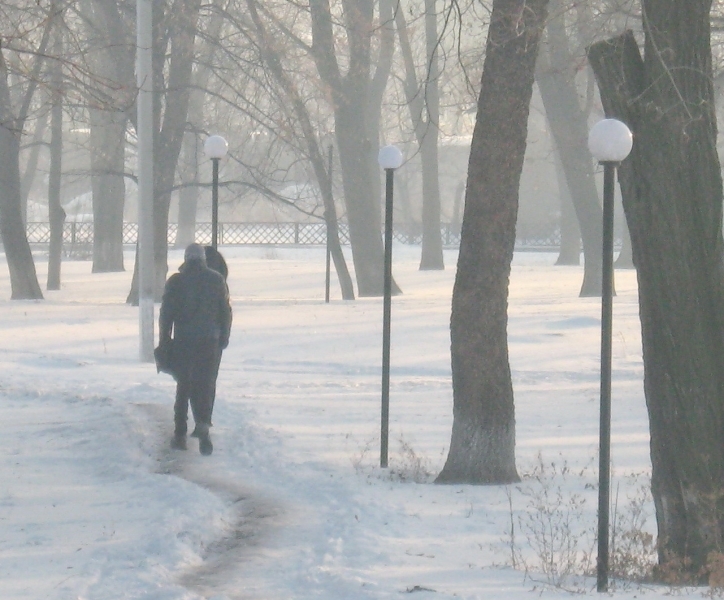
xmin=125 ymin=0 xmax=204 ymax=303
xmin=47 ymin=24 xmax=65 ymax=290
xmin=395 ymin=0 xmax=444 ymax=271
xmin=82 ymin=0 xmax=134 ymax=274
xmin=536 ymin=0 xmax=603 ymax=296
xmin=244 ymin=0 xmax=355 ymax=300
xmin=436 ymin=0 xmax=548 ymax=484
xmin=309 ymin=0 xmax=399 ymax=296
xmin=0 ymin=0 xmax=55 ymax=299
xmin=589 ymin=2 xmax=724 ymax=579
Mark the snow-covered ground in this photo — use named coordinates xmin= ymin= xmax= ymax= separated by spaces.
xmin=0 ymin=244 xmax=685 ymax=599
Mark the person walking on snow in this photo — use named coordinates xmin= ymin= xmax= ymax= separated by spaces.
xmin=159 ymin=243 xmax=232 ymax=455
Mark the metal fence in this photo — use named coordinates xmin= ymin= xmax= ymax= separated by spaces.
xmin=25 ymin=222 xmax=563 ymax=251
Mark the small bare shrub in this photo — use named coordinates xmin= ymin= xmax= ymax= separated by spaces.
xmin=609 ymin=474 xmax=657 ymax=586
xmin=349 ymin=435 xmax=432 ymax=483
xmin=501 ymin=455 xmax=657 ymax=592
xmin=502 ymin=454 xmax=596 ymax=591
xmin=387 ymin=437 xmax=432 ymax=483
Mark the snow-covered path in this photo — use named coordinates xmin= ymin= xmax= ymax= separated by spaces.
xmin=0 ymin=246 xmax=674 ymax=599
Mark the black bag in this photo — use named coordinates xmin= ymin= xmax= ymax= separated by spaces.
xmin=154 ymin=339 xmax=179 ymax=379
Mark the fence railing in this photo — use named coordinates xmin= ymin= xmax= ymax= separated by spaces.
xmin=25 ymin=222 xmax=563 ymax=252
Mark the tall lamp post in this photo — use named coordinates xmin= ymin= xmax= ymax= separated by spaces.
xmin=204 ymin=135 xmax=228 ymax=249
xmin=587 ymin=118 xmax=633 ymax=593
xmin=136 ymin=0 xmax=154 ymax=362
xmin=378 ymin=144 xmax=404 ymax=468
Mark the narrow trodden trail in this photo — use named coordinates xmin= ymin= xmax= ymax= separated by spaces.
xmin=135 ymin=402 xmax=289 ymax=600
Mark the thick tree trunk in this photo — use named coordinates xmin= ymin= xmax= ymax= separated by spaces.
xmin=536 ymin=0 xmax=602 ymax=294
xmin=336 ymin=98 xmax=397 ymax=296
xmin=436 ymin=0 xmax=548 ymax=485
xmin=90 ymin=108 xmax=126 ymax=272
xmin=589 ymin=5 xmax=724 ymax=578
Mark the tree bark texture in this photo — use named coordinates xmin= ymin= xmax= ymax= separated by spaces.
xmin=536 ymin=0 xmax=602 ymax=294
xmin=90 ymin=108 xmax=126 ymax=273
xmin=589 ymin=2 xmax=724 ymax=577
xmin=436 ymin=0 xmax=548 ymax=485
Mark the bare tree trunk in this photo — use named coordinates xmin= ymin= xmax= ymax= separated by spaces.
xmin=310 ymin=0 xmax=397 ymax=297
xmin=336 ymin=98 xmax=395 ymax=296
xmin=0 ymin=15 xmax=52 ymax=300
xmin=536 ymin=0 xmax=602 ymax=294
xmin=20 ymin=110 xmax=48 ymax=222
xmin=418 ymin=0 xmax=443 ymax=270
xmin=90 ymin=108 xmax=126 ymax=272
xmin=437 ymin=0 xmax=548 ymax=485
xmin=589 ymin=5 xmax=724 ymax=578
xmin=244 ymin=0 xmax=356 ymax=300
xmin=553 ymin=150 xmax=581 ymax=265
xmin=47 ymin=32 xmax=65 ymax=290
xmin=0 ymin=125 xmax=43 ymax=299
xmin=322 ymin=146 xmax=355 ymax=300
xmin=395 ymin=0 xmax=443 ymax=270
xmin=176 ymin=0 xmax=225 ymax=249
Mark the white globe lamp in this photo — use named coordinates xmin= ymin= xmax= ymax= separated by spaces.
xmin=588 ymin=119 xmax=633 ymax=163
xmin=204 ymin=135 xmax=228 ymax=160
xmin=378 ymin=145 xmax=403 ymax=170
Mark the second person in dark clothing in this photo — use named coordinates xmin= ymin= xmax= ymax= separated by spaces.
xmin=159 ymin=243 xmax=232 ymax=455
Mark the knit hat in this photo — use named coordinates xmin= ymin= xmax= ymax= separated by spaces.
xmin=184 ymin=243 xmax=206 ymax=263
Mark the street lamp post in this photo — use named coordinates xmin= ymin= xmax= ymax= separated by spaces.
xmin=204 ymin=135 xmax=228 ymax=249
xmin=136 ymin=0 xmax=154 ymax=362
xmin=587 ymin=118 xmax=633 ymax=593
xmin=378 ymin=144 xmax=404 ymax=468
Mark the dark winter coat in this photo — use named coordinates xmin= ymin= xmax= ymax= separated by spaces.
xmin=159 ymin=260 xmax=232 ymax=348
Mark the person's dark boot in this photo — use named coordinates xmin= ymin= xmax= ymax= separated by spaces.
xmin=171 ymin=432 xmax=187 ymax=451
xmin=190 ymin=421 xmax=213 ymax=438
xmin=196 ymin=423 xmax=213 ymax=456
